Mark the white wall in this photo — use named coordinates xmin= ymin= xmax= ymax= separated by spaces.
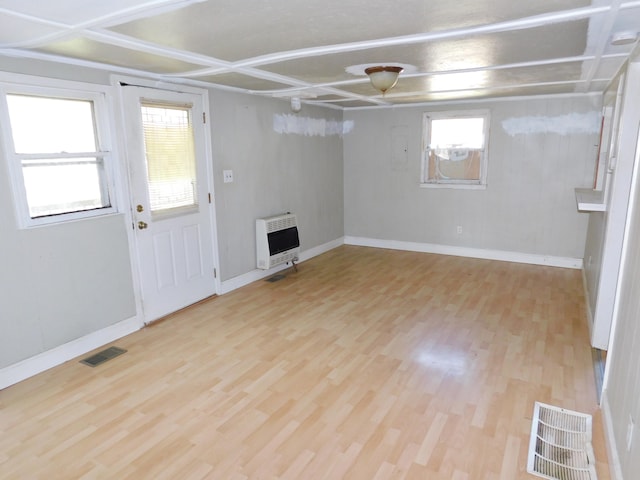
xmin=0 ymin=212 xmax=137 ymax=371
xmin=599 ymin=57 xmax=640 ymax=480
xmin=583 ymin=64 xmax=640 ymax=350
xmin=344 ymin=96 xmax=601 ymax=260
xmin=582 ymin=78 xmax=620 ymax=320
xmin=209 ymin=92 xmax=344 ymax=281
xmin=583 ymin=211 xmax=606 ymax=314
xmin=601 ymin=123 xmax=640 ymax=479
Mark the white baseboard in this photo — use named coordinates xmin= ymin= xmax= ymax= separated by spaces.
xmin=344 ymin=236 xmax=583 ymax=269
xmin=0 ymin=316 xmax=141 ymax=390
xmin=299 ymin=237 xmax=345 ymax=262
xmin=219 ymin=237 xmax=345 ymax=295
xmin=601 ymin=389 xmax=623 ymax=480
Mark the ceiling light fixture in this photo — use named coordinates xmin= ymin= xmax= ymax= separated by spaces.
xmin=364 ymin=66 xmax=404 ymax=94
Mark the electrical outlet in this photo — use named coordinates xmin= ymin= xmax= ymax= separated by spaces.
xmin=223 ymin=170 xmax=233 ymax=183
xmin=457 ymin=226 xmax=463 ymax=235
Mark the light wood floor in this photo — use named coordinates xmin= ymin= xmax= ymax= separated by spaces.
xmin=0 ymin=246 xmax=610 ymax=479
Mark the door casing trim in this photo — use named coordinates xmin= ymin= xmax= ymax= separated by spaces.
xmin=111 ymin=74 xmax=221 ymax=325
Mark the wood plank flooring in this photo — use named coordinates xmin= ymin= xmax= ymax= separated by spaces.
xmin=0 ymin=246 xmax=610 ymax=479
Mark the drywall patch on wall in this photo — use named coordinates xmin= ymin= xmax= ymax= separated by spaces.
xmin=501 ymin=111 xmax=601 ymax=137
xmin=273 ymin=114 xmax=354 ymax=137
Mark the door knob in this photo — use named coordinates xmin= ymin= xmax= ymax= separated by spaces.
xmin=138 ymin=221 xmax=148 ymax=230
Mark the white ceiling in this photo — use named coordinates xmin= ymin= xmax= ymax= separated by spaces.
xmin=1 ymin=0 xmax=639 ymax=108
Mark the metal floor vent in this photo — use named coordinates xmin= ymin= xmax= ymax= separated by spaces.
xmin=80 ymin=346 xmax=127 ymax=367
xmin=527 ymin=402 xmax=597 ymax=480
xmin=265 ymin=274 xmax=286 ymax=283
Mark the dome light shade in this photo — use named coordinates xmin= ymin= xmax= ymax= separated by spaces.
xmin=365 ymin=66 xmax=404 ymax=94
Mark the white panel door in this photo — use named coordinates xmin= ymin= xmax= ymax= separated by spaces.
xmin=122 ymin=86 xmax=216 ymax=322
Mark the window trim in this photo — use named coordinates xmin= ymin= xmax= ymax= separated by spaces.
xmin=0 ymin=75 xmax=118 ymax=228
xmin=420 ymin=109 xmax=490 ymax=189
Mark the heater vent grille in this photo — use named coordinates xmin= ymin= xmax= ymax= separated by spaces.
xmin=265 ymin=214 xmax=297 ymax=233
xmin=527 ymin=402 xmax=597 ymax=480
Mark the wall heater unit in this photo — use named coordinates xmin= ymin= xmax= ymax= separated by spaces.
xmin=256 ymin=213 xmax=300 ymax=270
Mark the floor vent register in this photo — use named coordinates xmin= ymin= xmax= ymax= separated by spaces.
xmin=80 ymin=346 xmax=127 ymax=367
xmin=527 ymin=402 xmax=597 ymax=480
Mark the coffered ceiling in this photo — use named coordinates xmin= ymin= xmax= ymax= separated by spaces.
xmin=0 ymin=0 xmax=639 ymax=108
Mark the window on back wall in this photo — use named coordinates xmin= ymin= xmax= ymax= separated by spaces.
xmin=421 ymin=110 xmax=490 ymax=189
xmin=1 ymin=82 xmax=116 ymax=227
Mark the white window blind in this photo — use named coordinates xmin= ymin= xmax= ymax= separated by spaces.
xmin=141 ymin=102 xmax=197 ymax=214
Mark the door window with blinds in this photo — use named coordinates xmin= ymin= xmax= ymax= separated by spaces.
xmin=140 ymin=101 xmax=198 ymax=217
xmin=421 ymin=110 xmax=490 ymax=189
xmin=1 ymin=82 xmax=116 ymax=227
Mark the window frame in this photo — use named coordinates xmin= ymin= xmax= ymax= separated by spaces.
xmin=140 ymin=100 xmax=199 ymax=218
xmin=0 ymin=75 xmax=118 ymax=228
xmin=420 ymin=109 xmax=490 ymax=189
